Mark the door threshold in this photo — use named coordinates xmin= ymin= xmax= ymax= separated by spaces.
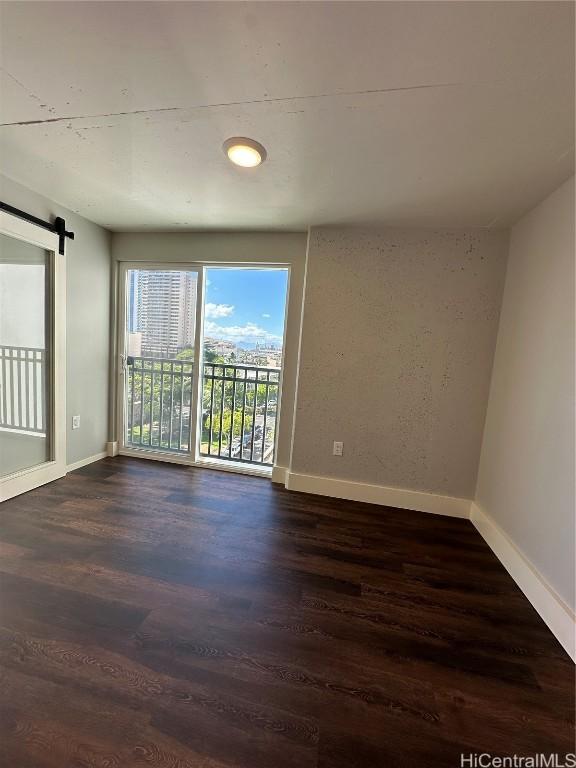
xmin=197 ymin=456 xmax=272 ymax=479
xmin=119 ymin=447 xmax=195 ymax=466
xmin=118 ymin=447 xmax=272 ymax=479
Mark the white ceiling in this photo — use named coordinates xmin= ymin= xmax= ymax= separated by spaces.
xmin=0 ymin=1 xmax=573 ymax=231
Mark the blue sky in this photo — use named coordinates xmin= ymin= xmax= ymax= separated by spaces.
xmin=204 ymin=268 xmax=288 ymax=347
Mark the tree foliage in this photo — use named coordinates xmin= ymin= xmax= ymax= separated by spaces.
xmin=127 ymin=347 xmax=278 ymax=456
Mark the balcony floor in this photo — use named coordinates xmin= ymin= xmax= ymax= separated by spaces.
xmin=0 ymin=456 xmax=573 ymax=767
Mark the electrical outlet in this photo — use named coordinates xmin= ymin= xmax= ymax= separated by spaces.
xmin=72 ymin=415 xmax=81 ymax=430
xmin=333 ymin=441 xmax=344 ymax=456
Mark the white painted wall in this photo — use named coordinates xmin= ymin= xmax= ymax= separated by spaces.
xmin=0 ymin=174 xmax=112 ymax=465
xmin=290 ymin=227 xmax=508 ymax=501
xmin=112 ymin=231 xmax=307 ymax=469
xmin=475 ymin=177 xmax=575 ymax=613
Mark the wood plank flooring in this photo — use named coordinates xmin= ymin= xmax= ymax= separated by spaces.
xmin=0 ymin=456 xmax=573 ymax=767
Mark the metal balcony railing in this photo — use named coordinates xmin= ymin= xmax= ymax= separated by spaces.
xmin=201 ymin=363 xmax=280 ymax=466
xmin=0 ymin=345 xmax=46 ymax=435
xmin=125 ymin=356 xmax=195 ymax=453
xmin=125 ymin=357 xmax=280 ymax=467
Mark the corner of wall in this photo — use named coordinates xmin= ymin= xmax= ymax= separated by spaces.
xmin=471 ymin=178 xmax=576 ymax=661
xmin=471 ymin=225 xmax=513 ymax=501
xmin=285 ymin=225 xmax=312 ymax=476
xmin=471 ymin=501 xmax=575 ymax=661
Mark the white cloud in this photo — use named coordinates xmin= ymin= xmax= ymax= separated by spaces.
xmin=205 ymin=302 xmax=234 ymax=319
xmin=261 ymin=313 xmax=271 ymax=319
xmin=204 ymin=320 xmax=282 ymax=345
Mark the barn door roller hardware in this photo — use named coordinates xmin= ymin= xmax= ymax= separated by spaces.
xmin=0 ymin=200 xmax=75 ymax=255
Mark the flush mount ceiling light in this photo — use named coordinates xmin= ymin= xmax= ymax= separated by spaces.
xmin=223 ymin=137 xmax=267 ymax=168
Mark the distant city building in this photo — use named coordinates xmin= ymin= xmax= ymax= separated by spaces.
xmin=129 ymin=270 xmax=197 ymax=357
xmin=204 ymin=338 xmax=238 ymax=358
xmin=246 ymin=343 xmax=283 ymax=367
xmin=201 ymin=338 xmax=283 ymax=366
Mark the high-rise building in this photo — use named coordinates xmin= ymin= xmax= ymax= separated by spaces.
xmin=131 ymin=270 xmax=197 ymax=358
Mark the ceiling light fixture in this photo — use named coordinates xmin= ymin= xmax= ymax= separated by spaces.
xmin=223 ymin=137 xmax=267 ymax=167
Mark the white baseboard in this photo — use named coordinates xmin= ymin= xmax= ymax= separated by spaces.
xmin=271 ymin=465 xmax=288 ymax=484
xmin=66 ymin=451 xmax=108 ymax=473
xmin=284 ymin=471 xmax=470 ymax=518
xmin=471 ymin=501 xmax=575 ymax=662
xmin=107 ymin=441 xmax=119 ymax=457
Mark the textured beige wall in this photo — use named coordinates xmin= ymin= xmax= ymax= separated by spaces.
xmin=112 ymin=232 xmax=307 ymax=469
xmin=0 ymin=174 xmax=111 ymax=466
xmin=476 ymin=177 xmax=575 ymax=611
xmin=290 ymin=227 xmax=508 ymax=498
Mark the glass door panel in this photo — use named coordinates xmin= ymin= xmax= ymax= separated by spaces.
xmin=0 ymin=233 xmax=51 ymax=477
xmin=122 ymin=268 xmax=199 ymax=456
xmin=199 ymin=267 xmax=288 ymax=468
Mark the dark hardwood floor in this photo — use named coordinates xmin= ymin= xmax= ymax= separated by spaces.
xmin=0 ymin=457 xmax=573 ymax=767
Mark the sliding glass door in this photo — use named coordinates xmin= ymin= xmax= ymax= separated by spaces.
xmin=118 ymin=264 xmax=288 ymax=472
xmin=199 ymin=267 xmax=287 ymax=468
xmin=119 ymin=267 xmax=202 ymax=459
